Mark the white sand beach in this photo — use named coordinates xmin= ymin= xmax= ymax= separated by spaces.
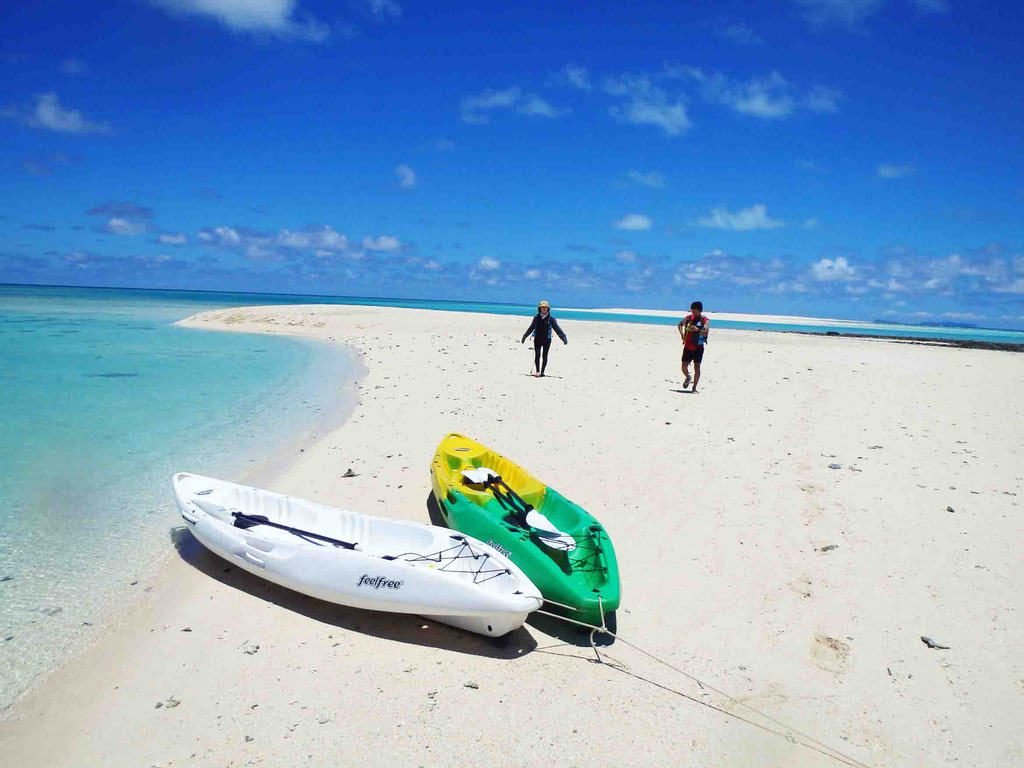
xmin=1 ymin=304 xmax=1021 ymax=767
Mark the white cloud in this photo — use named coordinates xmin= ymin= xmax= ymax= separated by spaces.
xmin=59 ymin=59 xmax=88 ymax=75
xmin=395 ymin=163 xmax=416 ymax=189
xmin=812 ymin=256 xmax=856 ymax=281
xmin=517 ymin=94 xmax=562 ymax=118
xmin=198 ymin=225 xmax=242 ymax=246
xmin=878 ymin=164 xmax=916 ymax=178
xmin=551 ymin=64 xmax=593 ymax=91
xmin=910 ymin=0 xmax=949 ymax=13
xmin=460 ymin=87 xmax=565 ymax=123
xmin=994 ymin=279 xmax=1024 ymax=295
xmin=687 ymin=68 xmax=792 ymax=118
xmin=680 ymin=67 xmax=841 ymax=119
xmin=460 ymin=87 xmax=518 ymax=124
xmin=604 ymin=74 xmax=691 ymax=136
xmin=613 ymin=213 xmax=653 ymax=231
xmin=105 ymin=218 xmax=146 ymax=235
xmin=796 ymin=0 xmax=886 ymax=28
xmin=805 ymin=86 xmax=842 ymax=113
xmin=802 ymin=217 xmax=818 ymax=230
xmin=362 ymin=235 xmax=400 ymax=251
xmin=367 ymin=0 xmax=401 ymax=19
xmin=423 ymin=259 xmax=441 ymax=270
xmin=478 ymin=256 xmax=501 ymax=270
xmin=151 ymin=0 xmax=329 ymax=41
xmin=627 ymin=170 xmax=665 ymax=188
xmin=279 ymin=226 xmax=348 ymax=250
xmin=696 ymin=204 xmax=783 ymax=230
xmin=942 ymin=311 xmax=984 ymax=321
xmin=614 ymin=250 xmax=638 ymax=262
xmin=719 ymin=23 xmax=762 ymax=45
xmin=27 ymin=93 xmax=110 ymax=134
xmin=524 ymin=268 xmax=541 ymax=279
xmin=158 ymin=233 xmax=188 ymax=245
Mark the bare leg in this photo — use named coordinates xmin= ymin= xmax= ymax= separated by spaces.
xmin=692 ymin=360 xmax=701 ymax=392
xmin=682 ymin=358 xmax=691 ymax=389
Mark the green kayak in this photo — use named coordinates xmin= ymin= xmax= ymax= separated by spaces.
xmin=430 ymin=433 xmax=620 ymax=627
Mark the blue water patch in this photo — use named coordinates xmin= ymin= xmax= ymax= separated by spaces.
xmin=0 ymin=285 xmax=353 ymax=708
xmin=6 ymin=283 xmax=1020 ymax=344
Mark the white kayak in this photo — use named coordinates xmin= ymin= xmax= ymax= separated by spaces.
xmin=173 ymin=473 xmax=542 ymax=636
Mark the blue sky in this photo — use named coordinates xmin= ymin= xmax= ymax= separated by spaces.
xmin=1 ymin=0 xmax=1022 ymax=326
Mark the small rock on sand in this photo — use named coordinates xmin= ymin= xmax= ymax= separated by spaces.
xmin=819 ymin=544 xmax=839 ymax=552
xmin=946 ymin=505 xmax=955 ymax=513
xmin=342 ymin=468 xmax=358 ymax=478
xmin=464 ymin=681 xmax=479 ymax=689
xmin=828 ymin=463 xmax=842 ymax=470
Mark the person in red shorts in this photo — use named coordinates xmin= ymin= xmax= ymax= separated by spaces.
xmin=677 ymin=301 xmax=709 ymax=393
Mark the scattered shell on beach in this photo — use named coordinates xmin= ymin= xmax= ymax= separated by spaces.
xmin=946 ymin=506 xmax=955 ymax=513
xmin=828 ymin=463 xmax=842 ymax=470
xmin=239 ymin=640 xmax=260 ymax=655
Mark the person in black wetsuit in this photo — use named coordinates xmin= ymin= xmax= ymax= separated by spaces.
xmin=521 ymin=300 xmax=567 ymax=377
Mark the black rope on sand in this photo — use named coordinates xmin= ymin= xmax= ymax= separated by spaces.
xmin=537 ymin=597 xmax=873 ymax=768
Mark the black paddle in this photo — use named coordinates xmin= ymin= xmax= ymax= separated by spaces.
xmin=231 ymin=511 xmax=357 ymax=550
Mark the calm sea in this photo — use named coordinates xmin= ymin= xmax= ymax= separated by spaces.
xmin=0 ymin=285 xmax=353 ymax=708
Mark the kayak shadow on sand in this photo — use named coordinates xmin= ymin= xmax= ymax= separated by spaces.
xmin=426 ymin=493 xmax=615 ymax=649
xmin=169 ymin=526 xmax=537 ymax=660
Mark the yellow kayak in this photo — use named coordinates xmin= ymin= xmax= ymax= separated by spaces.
xmin=430 ymin=433 xmax=620 ymax=626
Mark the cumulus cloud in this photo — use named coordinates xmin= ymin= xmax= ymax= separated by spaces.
xmin=279 ymin=226 xmax=348 ymax=250
xmin=198 ymin=225 xmax=243 ymax=247
xmin=524 ymin=268 xmax=541 ymax=279
xmin=696 ymin=204 xmax=784 ymax=230
xmin=460 ymin=87 xmax=564 ymax=124
xmin=158 ymin=233 xmax=189 ymax=245
xmin=59 ymin=59 xmax=88 ymax=75
xmin=877 ymin=164 xmax=916 ymax=178
xmin=550 ymin=64 xmax=593 ymax=91
xmin=682 ymin=68 xmax=841 ymax=119
xmin=812 ymin=256 xmax=857 ymax=281
xmin=604 ymin=74 xmax=691 ymax=136
xmin=362 ymin=235 xmax=400 ymax=251
xmin=395 ymin=164 xmax=416 ymax=189
xmin=104 ymin=218 xmax=147 ymax=235
xmin=517 ymin=94 xmax=562 ymax=117
xmin=910 ymin=0 xmax=949 ymax=13
xmin=613 ymin=213 xmax=653 ymax=231
xmin=151 ymin=0 xmax=329 ymax=41
xmin=796 ymin=0 xmax=886 ymax=28
xmin=805 ymin=86 xmax=842 ymax=113
xmin=478 ymin=256 xmax=501 ymax=270
xmin=718 ymin=23 xmax=762 ymax=45
xmin=26 ymin=93 xmax=110 ymax=134
xmin=627 ymin=170 xmax=665 ymax=188
xmin=366 ymin=0 xmax=401 ymax=19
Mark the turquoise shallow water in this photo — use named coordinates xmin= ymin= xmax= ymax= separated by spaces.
xmin=0 ymin=285 xmax=354 ymax=708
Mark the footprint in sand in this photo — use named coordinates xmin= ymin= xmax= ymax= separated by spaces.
xmin=811 ymin=633 xmax=850 ymax=675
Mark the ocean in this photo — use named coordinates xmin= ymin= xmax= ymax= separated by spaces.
xmin=0 ymin=285 xmax=354 ymax=708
